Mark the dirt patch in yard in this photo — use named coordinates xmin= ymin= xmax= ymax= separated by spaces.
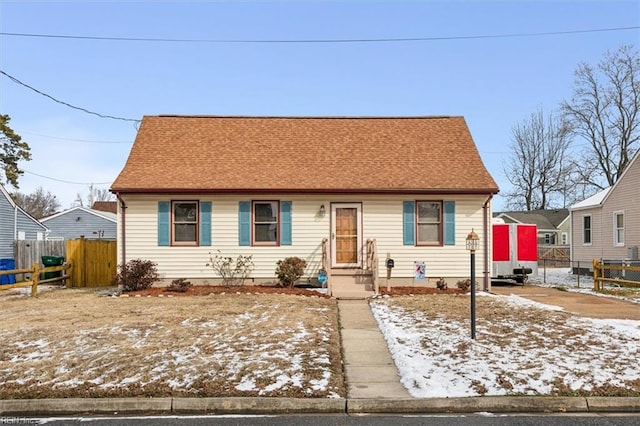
xmin=491 ymin=283 xmax=640 ymax=320
xmin=0 ymin=288 xmax=343 ymax=399
xmin=379 ymin=286 xmax=465 ymax=296
xmin=127 ymin=284 xmax=331 ymax=298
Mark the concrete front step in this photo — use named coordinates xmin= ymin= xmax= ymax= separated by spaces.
xmin=332 ymin=290 xmax=374 ymax=299
xmin=328 ymin=270 xmax=375 ymax=298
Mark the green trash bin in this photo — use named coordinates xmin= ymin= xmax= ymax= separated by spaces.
xmin=42 ymin=255 xmax=65 ymax=280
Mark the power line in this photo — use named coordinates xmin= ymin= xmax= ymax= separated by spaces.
xmin=0 ymin=26 xmax=638 ymax=44
xmin=23 ymin=169 xmax=112 ymax=185
xmin=0 ymin=70 xmax=141 ymax=123
xmin=21 ymin=130 xmax=133 ymax=144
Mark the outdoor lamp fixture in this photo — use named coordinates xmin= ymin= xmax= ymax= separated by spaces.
xmin=319 ymin=204 xmax=326 ymax=218
xmin=466 ymin=229 xmax=479 ymax=340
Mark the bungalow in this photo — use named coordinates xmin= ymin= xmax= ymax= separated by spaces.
xmin=110 ymin=115 xmax=499 ymax=297
xmin=570 ymin=150 xmax=640 ymax=274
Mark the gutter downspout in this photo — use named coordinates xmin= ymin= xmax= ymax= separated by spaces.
xmin=116 ymin=194 xmax=127 ymax=268
xmin=482 ymin=194 xmax=493 ymax=292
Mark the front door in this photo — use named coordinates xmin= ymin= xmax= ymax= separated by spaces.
xmin=331 ymin=203 xmax=362 ymax=268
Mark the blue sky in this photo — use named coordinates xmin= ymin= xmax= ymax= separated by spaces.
xmin=0 ymin=0 xmax=638 ymax=211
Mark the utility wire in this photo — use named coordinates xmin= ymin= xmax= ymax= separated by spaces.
xmin=0 ymin=26 xmax=638 ymax=44
xmin=0 ymin=70 xmax=141 ymax=123
xmin=21 ymin=130 xmax=133 ymax=144
xmin=23 ymin=169 xmax=113 ymax=185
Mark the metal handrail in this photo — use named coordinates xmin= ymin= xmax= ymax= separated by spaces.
xmin=321 ymin=238 xmax=331 ymax=294
xmin=366 ymin=238 xmax=379 ymax=294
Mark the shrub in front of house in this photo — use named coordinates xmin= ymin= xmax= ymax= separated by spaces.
xmin=456 ymin=279 xmax=479 ymax=292
xmin=167 ymin=278 xmax=192 ymax=293
xmin=114 ymin=259 xmax=160 ymax=292
xmin=456 ymin=279 xmax=471 ymax=292
xmin=275 ymin=256 xmax=308 ymax=287
xmin=436 ymin=278 xmax=448 ymax=290
xmin=206 ymin=251 xmax=254 ymax=286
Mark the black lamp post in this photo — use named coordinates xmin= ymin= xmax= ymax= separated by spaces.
xmin=466 ymin=229 xmax=479 ymax=340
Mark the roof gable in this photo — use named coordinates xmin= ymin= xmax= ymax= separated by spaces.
xmin=571 ymin=150 xmax=640 ymax=211
xmin=41 ymin=206 xmax=117 ymax=223
xmin=0 ymin=183 xmax=48 ymax=230
xmin=111 ymin=116 xmax=499 ymax=194
xmin=494 ymin=209 xmax=569 ymax=230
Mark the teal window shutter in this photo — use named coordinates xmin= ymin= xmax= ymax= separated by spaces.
xmin=281 ymin=201 xmax=292 ymax=245
xmin=200 ymin=201 xmax=212 ymax=246
xmin=444 ymin=201 xmax=455 ymax=245
xmin=238 ymin=201 xmax=251 ymax=246
xmin=158 ymin=201 xmax=170 ymax=246
xmin=403 ymin=201 xmax=415 ymax=245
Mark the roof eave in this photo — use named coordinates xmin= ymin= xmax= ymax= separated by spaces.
xmin=111 ymin=187 xmax=499 ymax=196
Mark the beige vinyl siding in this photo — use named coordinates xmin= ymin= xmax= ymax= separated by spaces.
xmin=571 ymin=157 xmax=640 ymax=266
xmin=600 ymin=159 xmax=640 ymax=260
xmin=117 ymin=194 xmax=491 ymax=283
xmin=571 ymin=208 xmax=604 ymax=268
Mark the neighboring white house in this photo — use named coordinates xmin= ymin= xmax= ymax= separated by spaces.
xmin=570 ymin=150 xmax=640 ymax=274
xmin=110 ymin=115 xmax=500 ymax=297
xmin=40 ymin=207 xmax=117 ymax=240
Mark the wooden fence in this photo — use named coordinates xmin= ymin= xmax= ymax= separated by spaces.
xmin=13 ymin=240 xmax=66 ymax=269
xmin=66 ymin=238 xmax=117 ymax=287
xmin=592 ymin=259 xmax=640 ymax=290
xmin=538 ymin=245 xmax=570 ymax=267
xmin=0 ymin=262 xmax=72 ymax=297
xmin=12 ymin=238 xmax=117 ymax=288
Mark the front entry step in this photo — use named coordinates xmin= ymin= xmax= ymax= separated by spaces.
xmin=329 ymin=272 xmax=374 ymax=299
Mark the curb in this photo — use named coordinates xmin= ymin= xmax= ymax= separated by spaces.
xmin=348 ymin=397 xmax=589 ymax=413
xmin=1 ymin=397 xmax=639 ymax=416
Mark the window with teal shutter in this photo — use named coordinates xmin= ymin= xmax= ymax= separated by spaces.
xmin=403 ymin=201 xmax=415 ymax=245
xmin=281 ymin=201 xmax=292 ymax=245
xmin=157 ymin=201 xmax=170 ymax=246
xmin=200 ymin=202 xmax=212 ymax=246
xmin=444 ymin=201 xmax=455 ymax=245
xmin=238 ymin=201 xmax=251 ymax=246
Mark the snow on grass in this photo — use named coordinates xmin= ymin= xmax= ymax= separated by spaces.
xmin=0 ymin=292 xmax=343 ymax=399
xmin=371 ymin=293 xmax=640 ymax=398
xmin=531 ymin=267 xmax=640 ymax=304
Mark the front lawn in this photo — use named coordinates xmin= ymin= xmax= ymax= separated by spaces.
xmin=0 ymin=288 xmax=344 ymax=399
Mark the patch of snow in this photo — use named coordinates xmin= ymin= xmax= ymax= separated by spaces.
xmin=370 ymin=295 xmax=640 ymax=398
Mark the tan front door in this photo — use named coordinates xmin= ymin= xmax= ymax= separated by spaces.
xmin=331 ymin=203 xmax=362 ymax=268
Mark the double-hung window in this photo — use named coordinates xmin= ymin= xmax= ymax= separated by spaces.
xmin=158 ymin=200 xmax=211 ymax=247
xmin=614 ymin=211 xmax=624 ymax=246
xmin=583 ymin=215 xmax=592 ymax=245
xmin=416 ymin=201 xmax=442 ymax=245
xmin=253 ymin=201 xmax=279 ymax=245
xmin=172 ymin=201 xmax=198 ymax=245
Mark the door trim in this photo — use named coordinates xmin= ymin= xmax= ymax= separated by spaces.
xmin=331 ymin=203 xmax=362 ymax=268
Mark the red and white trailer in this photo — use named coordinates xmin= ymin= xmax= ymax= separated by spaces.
xmin=492 ymin=223 xmax=538 ymax=283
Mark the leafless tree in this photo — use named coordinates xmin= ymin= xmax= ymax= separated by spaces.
xmin=11 ymin=186 xmax=61 ymax=219
xmin=93 ymin=187 xmax=114 ymax=202
xmin=562 ymin=44 xmax=640 ymax=189
xmin=503 ymin=109 xmax=572 ymax=210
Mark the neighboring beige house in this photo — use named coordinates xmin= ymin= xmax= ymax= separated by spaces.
xmin=570 ymin=150 xmax=640 ymax=274
xmin=110 ymin=115 xmax=499 ymax=297
xmin=494 ymin=209 xmax=570 ymax=246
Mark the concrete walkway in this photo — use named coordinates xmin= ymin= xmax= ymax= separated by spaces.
xmin=337 ymin=299 xmax=412 ymax=399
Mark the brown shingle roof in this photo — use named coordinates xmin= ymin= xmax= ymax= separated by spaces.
xmin=91 ymin=201 xmax=117 ymax=214
xmin=111 ymin=115 xmax=499 ymax=194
